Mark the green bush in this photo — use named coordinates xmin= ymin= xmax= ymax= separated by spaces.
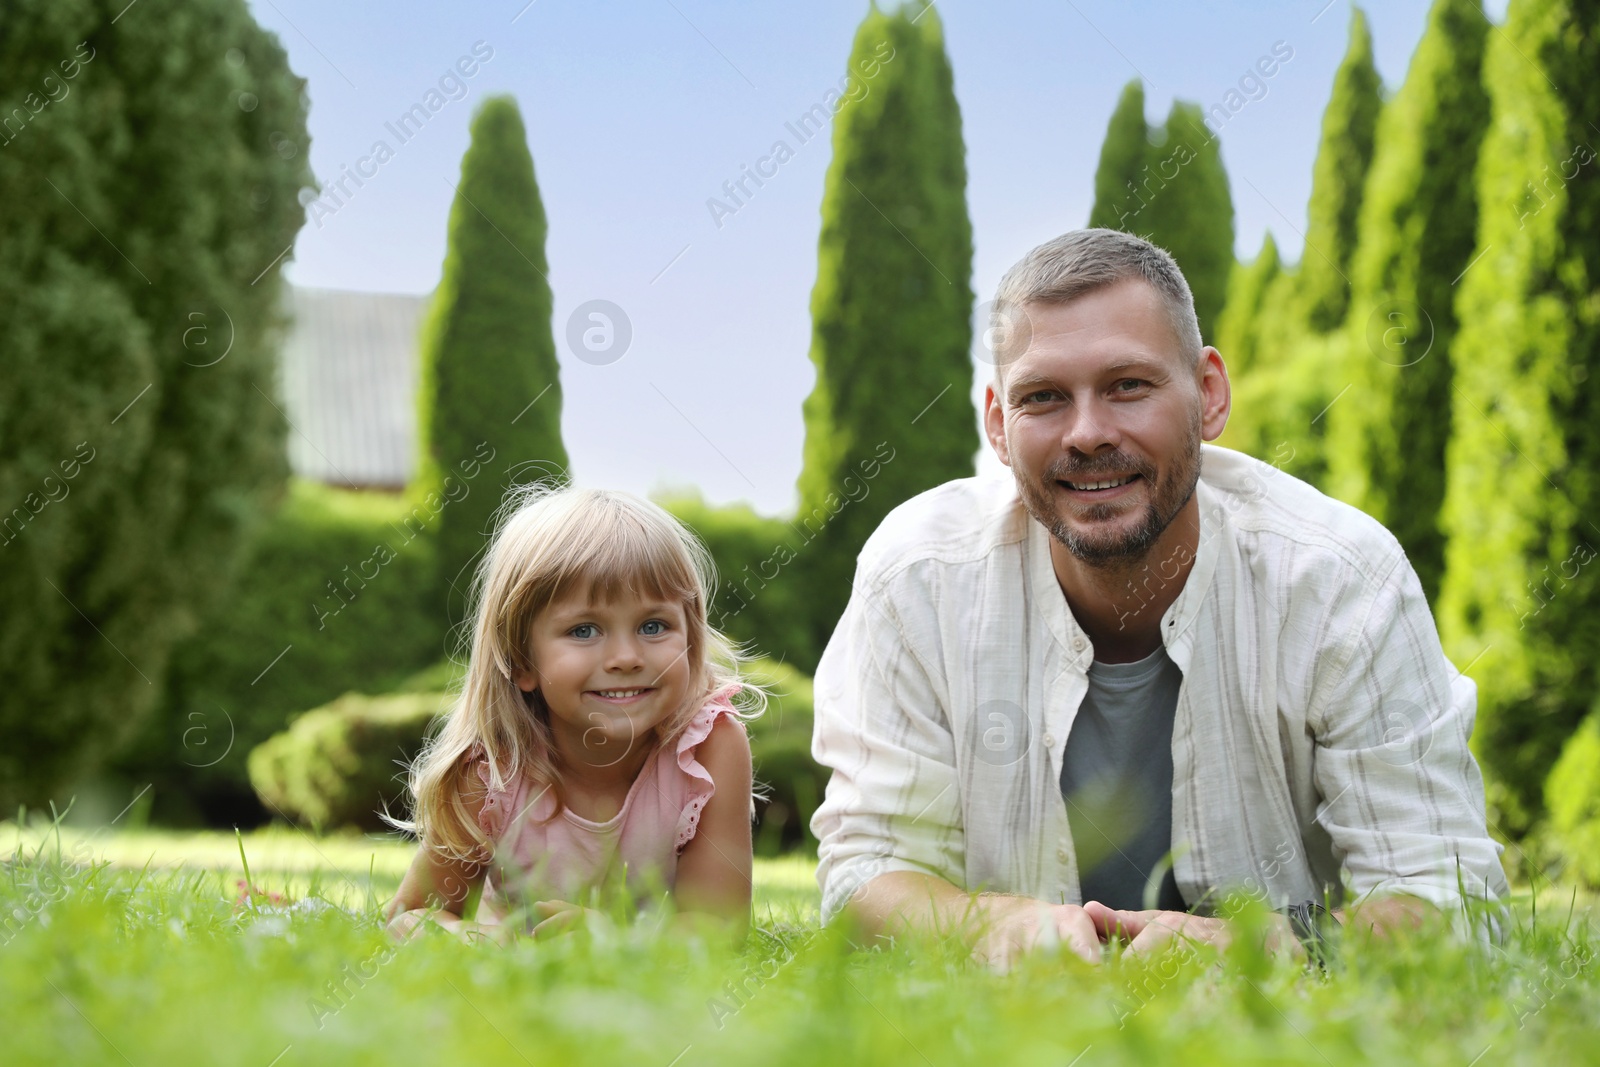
xmin=743 ymin=658 xmax=826 ymax=857
xmin=110 ymin=480 xmax=444 ymax=826
xmin=653 ymin=489 xmax=817 ymax=670
xmin=1544 ymin=707 xmax=1600 ymax=886
xmin=249 ymin=690 xmax=450 ymax=832
xmin=0 ymin=0 xmax=311 ymax=813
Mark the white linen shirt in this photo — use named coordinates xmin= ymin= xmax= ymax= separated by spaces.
xmin=810 ymin=444 xmax=1508 ymax=924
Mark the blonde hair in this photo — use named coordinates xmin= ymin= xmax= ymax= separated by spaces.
xmin=388 ymin=481 xmax=767 ymax=864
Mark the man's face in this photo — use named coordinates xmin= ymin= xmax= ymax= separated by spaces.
xmin=982 ymin=278 xmax=1228 ymax=567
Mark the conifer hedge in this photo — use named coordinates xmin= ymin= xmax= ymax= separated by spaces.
xmin=0 ymin=0 xmax=310 ymax=812
xmin=1438 ymin=0 xmax=1600 ymax=831
xmin=1326 ymin=0 xmax=1489 ymax=605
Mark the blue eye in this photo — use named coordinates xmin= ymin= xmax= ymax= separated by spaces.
xmin=569 ymin=623 xmax=597 ymax=639
xmin=640 ymin=619 xmax=667 ymax=636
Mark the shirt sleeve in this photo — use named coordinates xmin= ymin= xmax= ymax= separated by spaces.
xmin=1307 ymin=552 xmax=1510 ymax=911
xmin=809 ymin=572 xmax=966 ymax=926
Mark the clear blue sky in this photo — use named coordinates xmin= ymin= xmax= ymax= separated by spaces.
xmin=250 ymin=0 xmax=1508 ymax=515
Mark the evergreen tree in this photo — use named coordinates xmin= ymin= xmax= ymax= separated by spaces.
xmin=1438 ymin=0 xmax=1600 ymax=831
xmin=1326 ymin=0 xmax=1490 ymax=605
xmin=0 ymin=0 xmax=310 ymax=811
xmin=1087 ymin=80 xmax=1149 ymax=233
xmin=416 ymin=96 xmax=568 ymax=624
xmin=1087 ymin=84 xmax=1236 ymax=342
xmin=1298 ymin=6 xmax=1385 ymax=332
xmin=1142 ymin=101 xmax=1236 ymax=343
xmin=1214 ymin=233 xmax=1282 ymax=381
xmin=795 ymin=2 xmax=975 ymax=664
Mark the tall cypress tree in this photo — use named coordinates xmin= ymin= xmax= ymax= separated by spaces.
xmin=1087 ymin=80 xmax=1149 ymax=233
xmin=416 ymin=95 xmax=567 ymax=623
xmin=1214 ymin=233 xmax=1282 ymax=381
xmin=1142 ymin=101 xmax=1236 ymax=343
xmin=0 ymin=0 xmax=310 ymax=811
xmin=1087 ymin=84 xmax=1236 ymax=342
xmin=1325 ymin=0 xmax=1490 ymax=606
xmin=1298 ymin=5 xmax=1384 ymax=332
xmin=1438 ymin=0 xmax=1600 ymax=831
xmin=795 ymin=2 xmax=975 ymax=661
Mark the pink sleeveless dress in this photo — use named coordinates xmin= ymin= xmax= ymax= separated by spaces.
xmin=466 ymin=681 xmax=746 ymax=926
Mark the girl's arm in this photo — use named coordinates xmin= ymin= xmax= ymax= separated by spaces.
xmin=382 ymin=773 xmax=500 ymax=943
xmin=671 ymin=715 xmax=755 ymax=942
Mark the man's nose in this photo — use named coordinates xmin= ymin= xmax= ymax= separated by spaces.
xmin=1060 ymin=392 xmax=1120 ymax=456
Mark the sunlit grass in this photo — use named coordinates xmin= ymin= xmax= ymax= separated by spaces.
xmin=4 ymin=818 xmax=1597 ymax=1066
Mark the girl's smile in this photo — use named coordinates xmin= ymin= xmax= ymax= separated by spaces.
xmin=514 ymin=590 xmax=693 ymax=770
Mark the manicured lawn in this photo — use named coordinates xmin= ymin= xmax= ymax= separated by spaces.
xmin=3 ymin=820 xmax=1596 ymax=1066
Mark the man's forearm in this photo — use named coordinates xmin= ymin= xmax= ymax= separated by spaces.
xmin=840 ymin=870 xmax=1028 ymax=946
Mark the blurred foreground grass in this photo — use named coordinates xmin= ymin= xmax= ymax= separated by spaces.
xmin=3 ymin=818 xmax=1598 ymax=1066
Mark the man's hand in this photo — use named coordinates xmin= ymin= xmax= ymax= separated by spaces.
xmin=1082 ymin=902 xmax=1307 ymax=960
xmin=964 ymin=894 xmax=1102 ymax=973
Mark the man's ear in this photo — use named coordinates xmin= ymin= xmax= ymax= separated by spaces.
xmin=983 ymin=382 xmax=1011 ymax=467
xmin=1197 ymin=347 xmax=1231 ymax=441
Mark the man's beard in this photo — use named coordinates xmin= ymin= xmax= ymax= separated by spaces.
xmin=1014 ymin=411 xmax=1202 ymax=568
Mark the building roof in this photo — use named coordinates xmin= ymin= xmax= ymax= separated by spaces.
xmin=278 ymin=286 xmax=428 ymax=490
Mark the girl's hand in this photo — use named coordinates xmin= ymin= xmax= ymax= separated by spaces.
xmin=459 ymin=918 xmax=519 ymax=948
xmin=530 ymin=899 xmax=607 ymax=940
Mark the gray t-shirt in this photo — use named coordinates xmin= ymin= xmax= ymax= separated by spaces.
xmin=1059 ymin=642 xmax=1187 ymax=911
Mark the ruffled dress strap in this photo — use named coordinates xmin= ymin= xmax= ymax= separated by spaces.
xmin=464 ymin=741 xmax=515 ymax=842
xmin=672 ymin=682 xmax=748 ymax=853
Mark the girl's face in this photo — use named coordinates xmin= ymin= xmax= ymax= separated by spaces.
xmin=514 ymin=588 xmax=694 ymax=770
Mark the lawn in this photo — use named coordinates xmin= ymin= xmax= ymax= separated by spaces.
xmin=3 ymin=818 xmax=1596 ymax=1066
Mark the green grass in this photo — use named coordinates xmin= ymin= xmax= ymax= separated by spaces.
xmin=4 ymin=819 xmax=1598 ymax=1066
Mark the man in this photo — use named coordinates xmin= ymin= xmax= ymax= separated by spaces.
xmin=809 ymin=229 xmax=1507 ymax=970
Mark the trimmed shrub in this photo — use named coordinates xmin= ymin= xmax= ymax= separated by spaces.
xmin=110 ymin=480 xmax=443 ymax=826
xmin=742 ymin=658 xmax=826 ymax=857
xmin=249 ymin=690 xmax=451 ymax=833
xmin=0 ymin=0 xmax=310 ymax=813
xmin=795 ymin=2 xmax=976 ymax=669
xmin=653 ymin=490 xmax=816 ymax=670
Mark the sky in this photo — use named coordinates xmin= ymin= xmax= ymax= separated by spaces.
xmin=250 ymin=0 xmax=1510 ymax=516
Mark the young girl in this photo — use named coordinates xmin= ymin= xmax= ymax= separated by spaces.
xmin=383 ymin=483 xmax=766 ymax=944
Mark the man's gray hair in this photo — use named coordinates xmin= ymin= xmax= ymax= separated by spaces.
xmin=989 ymin=228 xmax=1204 ymax=384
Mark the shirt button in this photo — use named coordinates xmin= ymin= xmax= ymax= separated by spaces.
xmin=1072 ymin=636 xmax=1086 ymax=652
xmin=1057 ymin=848 xmax=1069 ymax=863
xmin=1043 ymin=732 xmax=1056 ymax=748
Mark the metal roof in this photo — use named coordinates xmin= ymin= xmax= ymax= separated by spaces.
xmin=278 ymin=286 xmax=428 ymax=490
